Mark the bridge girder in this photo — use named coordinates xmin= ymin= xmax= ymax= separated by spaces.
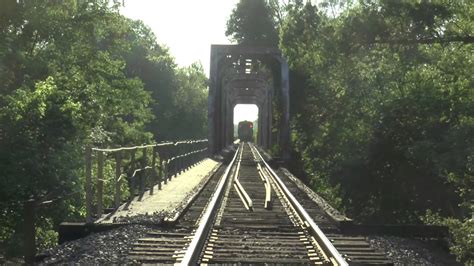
xmin=208 ymin=45 xmax=290 ymax=160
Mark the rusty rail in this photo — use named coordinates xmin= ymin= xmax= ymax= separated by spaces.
xmin=232 ymin=147 xmax=253 ymax=211
xmin=179 ymin=143 xmax=240 ymax=265
xmin=179 ymin=142 xmax=346 ymax=265
xmin=256 ymin=164 xmax=272 ymax=209
xmin=251 ymin=144 xmax=348 ymax=266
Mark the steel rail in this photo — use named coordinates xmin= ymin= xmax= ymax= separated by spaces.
xmin=257 ymin=164 xmax=272 ymax=209
xmin=233 ymin=145 xmax=253 ymax=211
xmin=179 ymin=144 xmax=241 ymax=265
xmin=252 ymin=144 xmax=348 ymax=266
xmin=234 ymin=178 xmax=253 ymax=211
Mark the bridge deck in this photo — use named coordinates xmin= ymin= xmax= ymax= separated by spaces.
xmin=97 ymin=158 xmax=220 ymax=224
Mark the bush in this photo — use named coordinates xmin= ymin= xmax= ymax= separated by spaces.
xmin=423 ymin=210 xmax=474 ymax=264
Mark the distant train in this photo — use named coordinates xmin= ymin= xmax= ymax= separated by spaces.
xmin=238 ymin=121 xmax=253 ymax=142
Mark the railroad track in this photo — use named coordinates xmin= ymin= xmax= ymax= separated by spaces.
xmin=129 ymin=142 xmax=391 ymax=265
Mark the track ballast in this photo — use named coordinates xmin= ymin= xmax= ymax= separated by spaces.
xmin=129 ymin=142 xmax=391 ymax=265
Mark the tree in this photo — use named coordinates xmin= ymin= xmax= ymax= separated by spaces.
xmin=170 ymin=63 xmax=209 ymax=139
xmin=0 ymin=0 xmax=208 ymax=257
xmin=280 ymin=1 xmax=473 ymax=262
xmin=226 ymin=0 xmax=279 ymax=46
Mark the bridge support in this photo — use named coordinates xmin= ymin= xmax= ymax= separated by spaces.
xmin=208 ymin=45 xmax=290 ymax=160
xmin=280 ymin=59 xmax=290 ymax=160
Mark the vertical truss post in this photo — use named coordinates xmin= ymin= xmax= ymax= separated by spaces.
xmin=97 ymin=150 xmax=104 ymax=217
xmin=85 ymin=146 xmax=93 ymax=223
xmin=114 ymin=151 xmax=122 ymax=209
xmin=150 ymin=146 xmax=157 ymax=195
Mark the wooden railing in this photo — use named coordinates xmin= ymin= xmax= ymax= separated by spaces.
xmin=85 ymin=139 xmax=208 ymax=223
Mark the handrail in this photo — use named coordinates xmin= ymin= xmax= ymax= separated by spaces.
xmin=252 ymin=145 xmax=348 ymax=266
xmin=92 ymin=141 xmax=174 ymax=152
xmin=85 ymin=139 xmax=209 ymax=223
xmin=179 ymin=143 xmax=241 ymax=265
xmin=91 ymin=139 xmax=207 ymax=153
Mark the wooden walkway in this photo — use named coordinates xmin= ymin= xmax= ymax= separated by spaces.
xmin=97 ymin=158 xmax=220 ymax=223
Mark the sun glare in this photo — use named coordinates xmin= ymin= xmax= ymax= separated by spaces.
xmin=234 ymin=104 xmax=259 ymax=125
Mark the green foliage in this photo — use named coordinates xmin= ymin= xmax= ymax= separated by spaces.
xmin=170 ymin=63 xmax=208 ymax=139
xmin=35 ymin=218 xmax=58 ymax=253
xmin=423 ymin=210 xmax=474 ymax=264
xmin=280 ymin=1 xmax=473 ymax=225
xmin=226 ymin=0 xmax=279 ymax=46
xmin=121 ymin=22 xmax=208 ymax=140
xmin=279 ymin=3 xmax=473 ymax=261
xmin=0 ymin=0 xmax=208 ymax=258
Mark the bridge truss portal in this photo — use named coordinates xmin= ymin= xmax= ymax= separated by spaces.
xmin=208 ymin=45 xmax=290 ymax=159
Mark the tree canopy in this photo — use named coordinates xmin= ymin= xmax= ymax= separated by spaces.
xmin=226 ymin=0 xmax=279 ymax=46
xmin=279 ymin=0 xmax=473 ymax=262
xmin=0 ymin=0 xmax=208 ymax=257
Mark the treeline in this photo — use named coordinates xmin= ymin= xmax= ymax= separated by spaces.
xmin=282 ymin=1 xmax=473 ymax=262
xmin=227 ymin=0 xmax=472 ymax=262
xmin=0 ymin=0 xmax=207 ymax=257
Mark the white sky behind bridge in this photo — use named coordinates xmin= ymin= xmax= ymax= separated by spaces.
xmin=120 ymin=0 xmax=259 ymax=124
xmin=120 ymin=0 xmax=238 ymax=77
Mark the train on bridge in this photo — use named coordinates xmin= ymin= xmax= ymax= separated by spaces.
xmin=237 ymin=120 xmax=253 ymax=142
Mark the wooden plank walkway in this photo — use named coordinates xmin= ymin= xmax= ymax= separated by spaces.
xmin=97 ymin=159 xmax=220 ymax=223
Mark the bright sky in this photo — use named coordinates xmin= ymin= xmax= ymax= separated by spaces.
xmin=120 ymin=0 xmax=238 ymax=77
xmin=234 ymin=104 xmax=259 ymax=124
xmin=120 ymin=1 xmax=259 ymax=125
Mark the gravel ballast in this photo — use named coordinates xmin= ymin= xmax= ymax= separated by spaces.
xmin=368 ymin=235 xmax=461 ymax=265
xmin=41 ymin=223 xmax=157 ymax=264
xmin=40 ymin=225 xmax=460 ymax=264
xmin=39 ymin=162 xmax=460 ymax=264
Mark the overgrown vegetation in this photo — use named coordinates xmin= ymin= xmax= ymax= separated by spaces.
xmin=228 ymin=0 xmax=473 ymax=263
xmin=0 ymin=0 xmax=207 ymax=258
xmin=1 ymin=0 xmax=472 ymax=263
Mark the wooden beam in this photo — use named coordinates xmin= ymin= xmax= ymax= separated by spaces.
xmin=85 ymin=146 xmax=93 ymax=223
xmin=97 ymin=150 xmax=104 ymax=217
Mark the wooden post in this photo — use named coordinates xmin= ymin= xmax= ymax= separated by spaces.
xmin=129 ymin=150 xmax=136 ymax=201
xmin=195 ymin=141 xmax=199 ymax=164
xmin=163 ymin=160 xmax=168 ymax=185
xmin=184 ymin=142 xmax=188 ymax=171
xmin=85 ymin=146 xmax=93 ymax=223
xmin=158 ymin=148 xmax=163 ymax=190
xmin=184 ymin=141 xmax=190 ymax=170
xmin=189 ymin=141 xmax=194 ymax=166
xmin=24 ymin=199 xmax=36 ymax=264
xmin=176 ymin=143 xmax=181 ymax=174
xmin=114 ymin=151 xmax=122 ymax=209
xmin=150 ymin=147 xmax=157 ymax=195
xmin=196 ymin=142 xmax=199 ymax=163
xmin=168 ymin=159 xmax=173 ymax=180
xmin=280 ymin=58 xmax=291 ymax=160
xmin=208 ymin=48 xmax=220 ymax=156
xmin=168 ymin=159 xmax=174 ymax=181
xmin=140 ymin=147 xmax=147 ymax=194
xmin=177 ymin=142 xmax=182 ymax=174
xmin=192 ymin=141 xmax=196 ymax=165
xmin=97 ymin=150 xmax=104 ymax=217
xmin=172 ymin=157 xmax=177 ymax=178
